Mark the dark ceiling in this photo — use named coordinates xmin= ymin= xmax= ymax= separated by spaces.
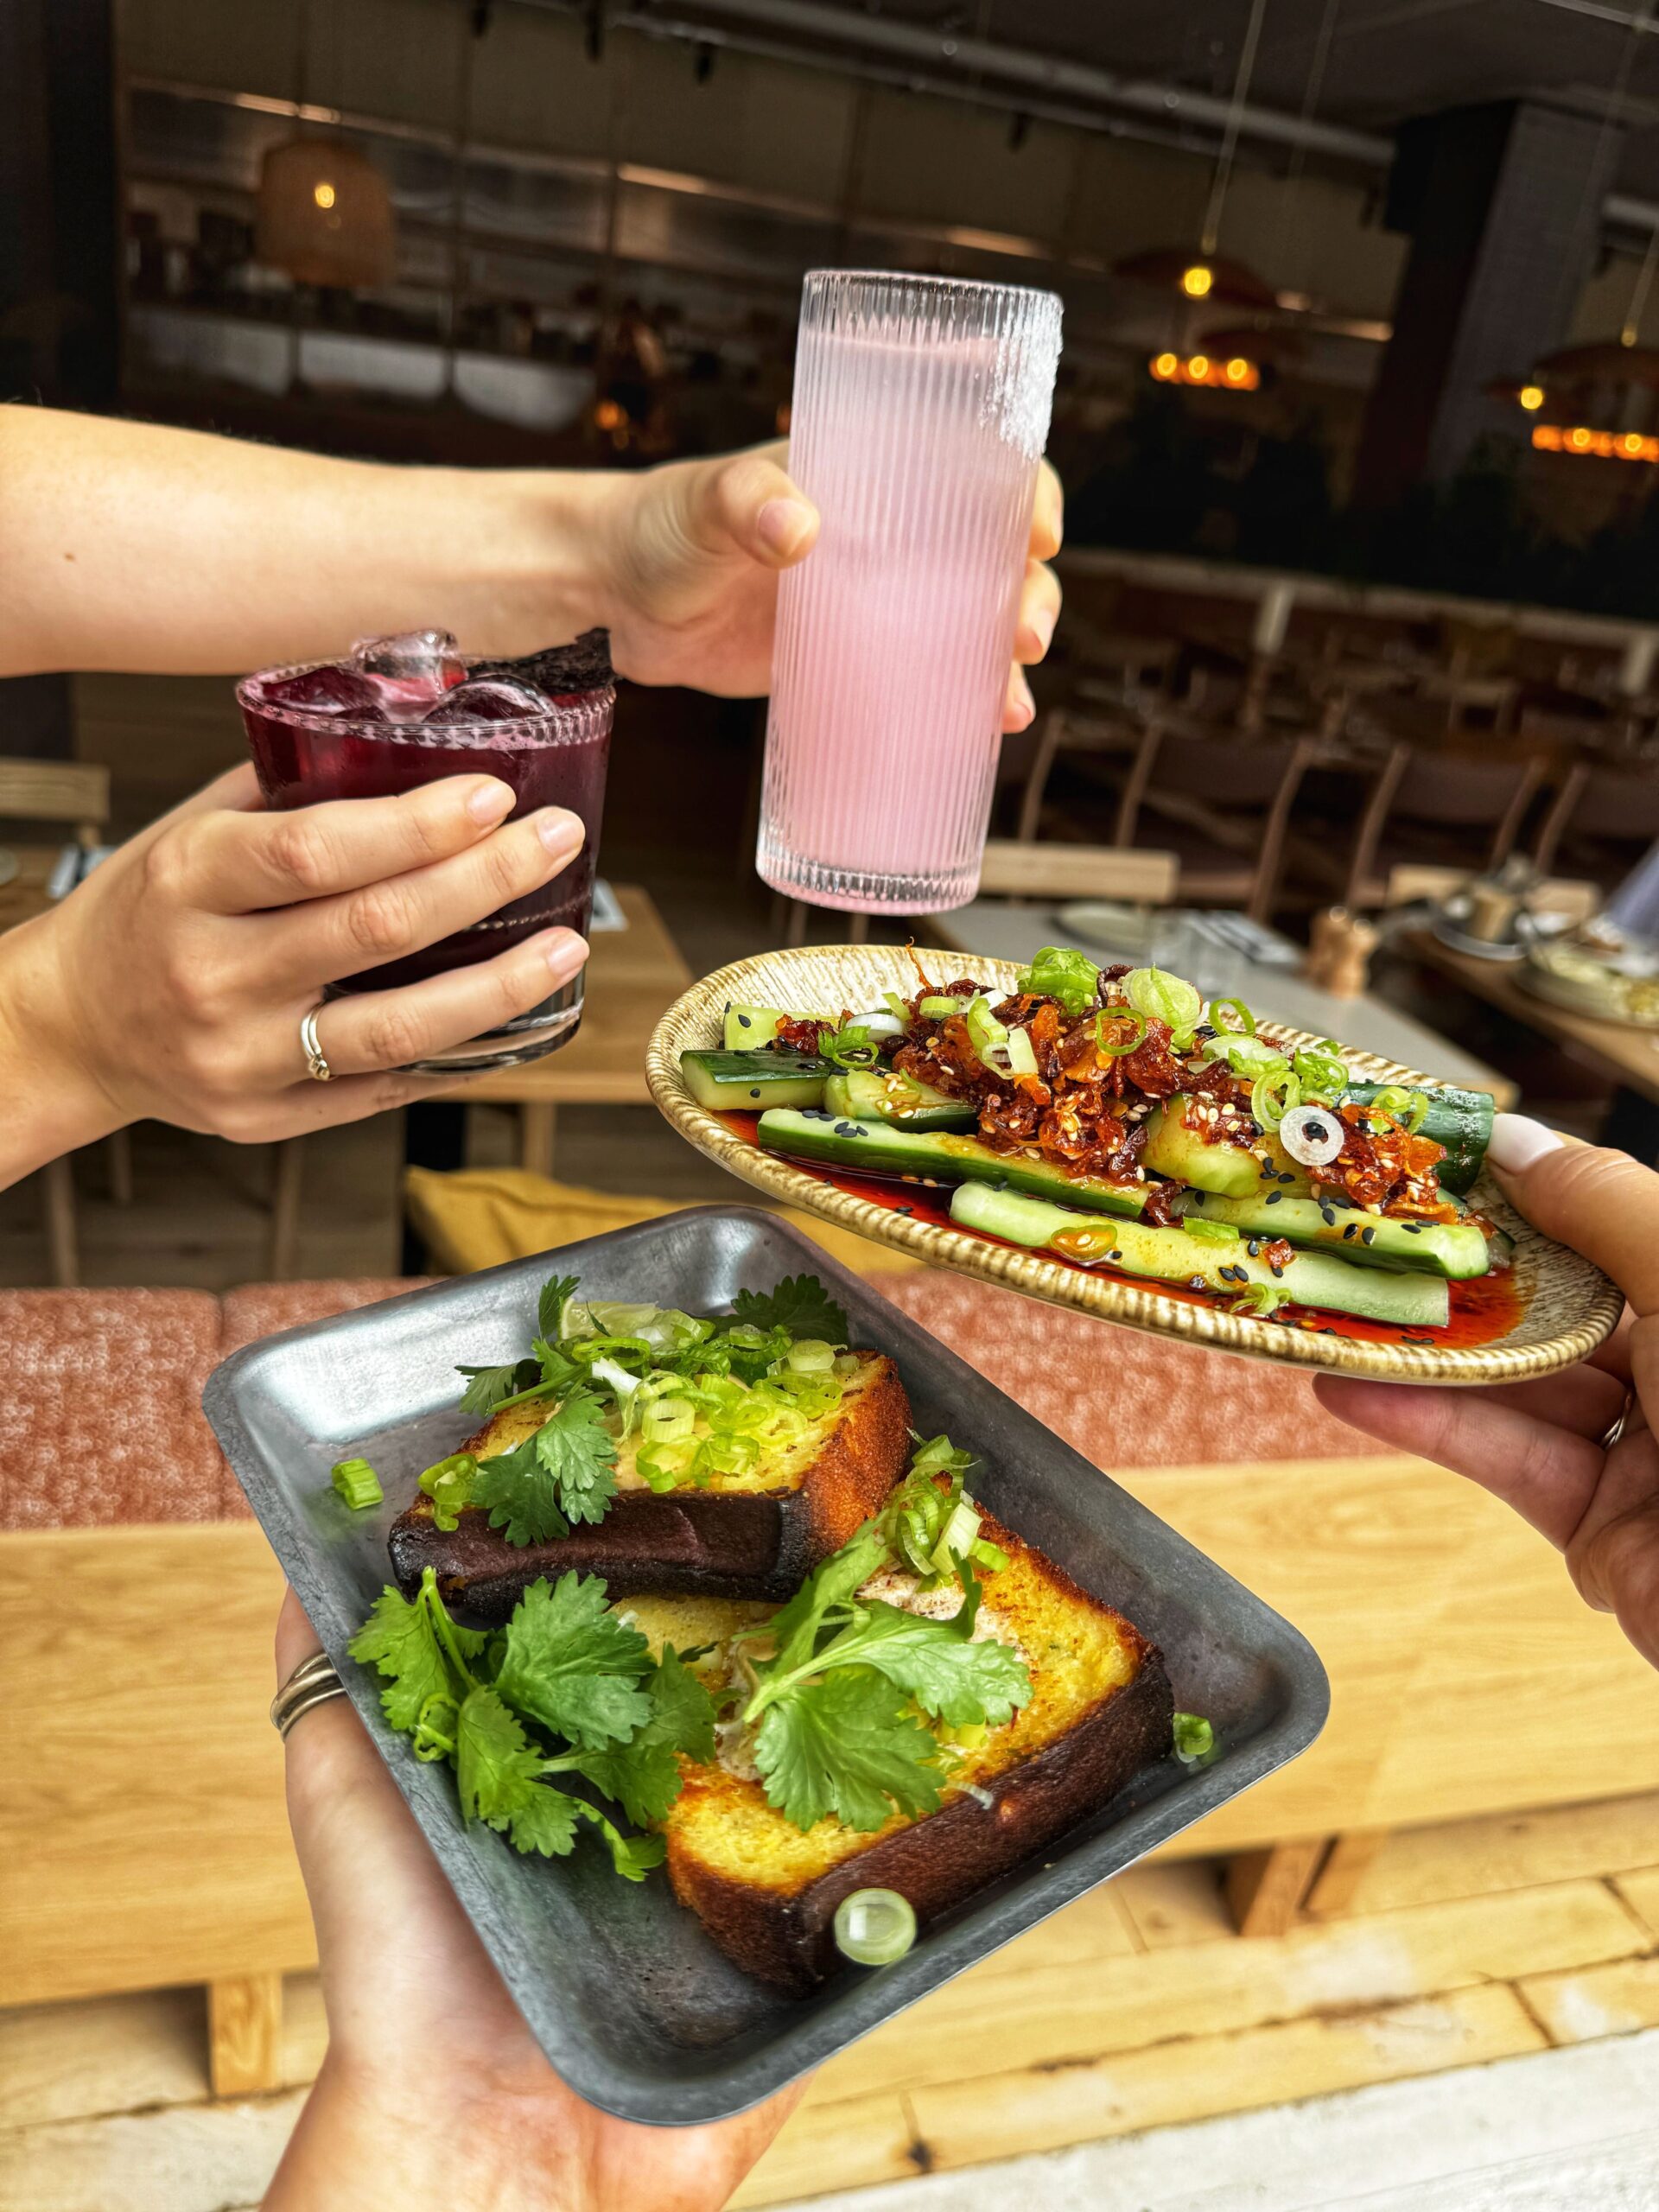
xmin=665 ymin=0 xmax=1659 ymax=204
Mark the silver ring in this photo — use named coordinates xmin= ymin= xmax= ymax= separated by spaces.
xmin=271 ymin=1649 xmax=346 ymax=1738
xmin=1600 ymin=1394 xmax=1635 ymax=1453
xmin=300 ymin=1003 xmax=334 ymax=1083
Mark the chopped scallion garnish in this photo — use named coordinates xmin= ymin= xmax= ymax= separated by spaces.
xmin=1208 ymin=996 xmax=1256 ymax=1037
xmin=1250 ymin=1067 xmax=1301 ymax=1132
xmin=1182 ymin=1217 xmax=1242 ymax=1243
xmin=332 ymin=1455 xmax=385 ymax=1510
xmin=1096 ymin=1007 xmax=1147 ymax=1056
xmin=1173 ymin=1712 xmax=1216 ymax=1763
xmin=1125 ymin=966 xmax=1202 ymax=1048
xmin=1014 ymin=944 xmax=1101 ymax=1014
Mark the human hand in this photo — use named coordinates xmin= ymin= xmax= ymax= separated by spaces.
xmin=1315 ymin=1115 xmax=1659 ymax=1669
xmin=595 ymin=442 xmax=1064 ymax=730
xmin=0 ymin=766 xmax=588 ymax=1159
xmin=268 ymin=1590 xmax=802 ymax=2212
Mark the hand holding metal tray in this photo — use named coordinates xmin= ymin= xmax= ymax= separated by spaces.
xmin=203 ymin=1206 xmax=1325 ymax=2125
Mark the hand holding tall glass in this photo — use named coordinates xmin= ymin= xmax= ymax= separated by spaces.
xmin=758 ymin=271 xmax=1063 ymax=914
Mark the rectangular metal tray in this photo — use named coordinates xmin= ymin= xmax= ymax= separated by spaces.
xmin=203 ymin=1204 xmax=1328 ymax=2126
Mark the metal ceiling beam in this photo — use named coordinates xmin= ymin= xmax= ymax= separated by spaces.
xmin=521 ymin=0 xmax=1394 ymax=167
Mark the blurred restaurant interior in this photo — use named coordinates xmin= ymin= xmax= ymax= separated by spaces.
xmin=7 ymin=2 xmax=1659 ymax=2207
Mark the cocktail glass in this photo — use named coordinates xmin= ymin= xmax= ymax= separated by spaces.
xmin=758 ymin=270 xmax=1063 ymax=914
xmin=238 ymin=630 xmax=613 ymax=1072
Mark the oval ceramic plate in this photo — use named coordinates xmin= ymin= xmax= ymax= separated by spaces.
xmin=646 ymin=944 xmax=1622 ymax=1385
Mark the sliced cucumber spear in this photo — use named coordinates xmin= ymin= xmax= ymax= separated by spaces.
xmin=1340 ymin=1082 xmax=1493 ymax=1198
xmin=757 ymin=1107 xmax=1148 ymax=1218
xmin=1181 ymin=1190 xmax=1495 ymax=1280
xmin=950 ymin=1182 xmax=1452 ymax=1330
xmin=681 ymin=1049 xmax=831 ymax=1110
xmin=823 ymin=1068 xmax=975 ymax=1132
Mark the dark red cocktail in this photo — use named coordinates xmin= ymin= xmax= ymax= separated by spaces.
xmin=238 ymin=628 xmax=613 ymax=1071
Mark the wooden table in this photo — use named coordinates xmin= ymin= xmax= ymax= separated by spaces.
xmin=270 ymin=884 xmax=692 ymax=1272
xmin=1408 ymin=929 xmax=1659 ymax=1159
xmin=926 ymin=899 xmax=1516 ymax=1104
xmin=461 ymin=881 xmax=694 ymax=1174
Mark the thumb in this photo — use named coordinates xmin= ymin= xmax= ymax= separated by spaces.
xmin=688 ymin=447 xmax=819 ymax=569
xmin=1488 ymin=1113 xmax=1659 ymax=1315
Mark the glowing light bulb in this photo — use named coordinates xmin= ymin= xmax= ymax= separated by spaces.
xmin=1187 ymin=355 xmax=1211 ymax=380
xmin=1152 ymin=351 xmax=1179 ymax=378
xmin=1180 ymin=264 xmax=1213 ymax=299
xmin=313 ymin=181 xmax=336 ymax=210
xmin=1569 ymin=426 xmax=1592 ymax=450
xmin=1518 ymin=385 xmax=1544 ymax=411
xmin=1225 ymin=357 xmax=1250 ymax=383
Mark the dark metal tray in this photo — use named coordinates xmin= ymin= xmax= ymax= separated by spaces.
xmin=203 ymin=1205 xmax=1328 ymax=2126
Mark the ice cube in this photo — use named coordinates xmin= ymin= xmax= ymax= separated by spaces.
xmin=351 ymin=629 xmax=466 ymax=688
xmin=255 ymin=664 xmax=382 ymax=715
xmin=422 ymin=678 xmax=550 ymax=725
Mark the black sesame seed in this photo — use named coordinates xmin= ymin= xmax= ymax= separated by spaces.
xmin=799 ymin=1108 xmax=833 ymax=1121
xmin=1343 ymin=1223 xmax=1357 ymax=1240
xmin=749 ymin=1088 xmax=762 ymax=1100
xmin=1247 ymin=1239 xmax=1261 ymax=1257
xmin=1403 ymin=1222 xmax=1422 ymax=1234
xmin=737 ymin=1012 xmax=752 ymax=1028
xmin=832 ymin=1121 xmax=862 ymax=1138
xmin=1271 ymin=1262 xmax=1285 ymax=1277
xmin=1266 ymin=1191 xmax=1283 ymax=1205
xmin=1362 ymin=1227 xmax=1376 ymax=1245
xmin=1319 ymin=1205 xmax=1336 ymax=1225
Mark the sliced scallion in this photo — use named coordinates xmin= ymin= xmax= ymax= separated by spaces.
xmin=1096 ymin=1007 xmax=1147 ymax=1056
xmin=880 ymin=991 xmax=913 ymax=1027
xmin=918 ymin=994 xmax=968 ymax=1020
xmin=964 ymin=994 xmax=1012 ymax=1077
xmin=785 ymin=1338 xmax=836 ymax=1374
xmin=834 ymin=1887 xmax=918 ymax=1966
xmin=1124 ymin=965 xmax=1203 ymax=1046
xmin=1182 ymin=1217 xmax=1241 ymax=1244
xmin=331 ymin=1455 xmax=384 ymax=1510
xmin=418 ymin=1451 xmax=477 ymax=1531
xmin=1005 ymin=1024 xmax=1039 ymax=1078
xmin=1292 ymin=1046 xmax=1348 ymax=1102
xmin=1250 ymin=1067 xmax=1301 ymax=1131
xmin=1208 ymin=995 xmax=1256 ymax=1037
xmin=1173 ymin=1712 xmax=1216 ymax=1763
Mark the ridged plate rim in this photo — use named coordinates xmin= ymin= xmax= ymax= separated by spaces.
xmin=645 ymin=944 xmax=1623 ymax=1385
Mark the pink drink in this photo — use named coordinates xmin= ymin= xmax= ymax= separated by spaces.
xmin=759 ymin=272 xmax=1062 ymax=913
xmin=238 ymin=631 xmax=613 ymax=1072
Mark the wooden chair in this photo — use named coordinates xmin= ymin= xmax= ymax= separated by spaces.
xmin=1111 ymin=717 xmax=1319 ymax=923
xmin=0 ymin=758 xmax=127 ymax=1282
xmin=1336 ymin=742 xmax=1547 ymax=912
xmin=1533 ymin=760 xmax=1659 ymax=888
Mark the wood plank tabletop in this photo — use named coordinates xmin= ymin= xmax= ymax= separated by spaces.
xmin=461 ymin=883 xmax=693 ymax=1107
xmin=1408 ymin=928 xmax=1659 ymax=1106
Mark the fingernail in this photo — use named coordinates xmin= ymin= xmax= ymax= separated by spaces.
xmin=535 ymin=808 xmax=583 ymax=857
xmin=467 ymin=778 xmax=516 ymax=825
xmin=545 ymin=928 xmax=588 ymax=980
xmin=1487 ymin=1112 xmax=1563 ymax=1173
xmin=1027 ymin=606 xmax=1056 ymax=656
xmin=757 ymin=496 xmax=816 ymax=559
xmin=1010 ymin=671 xmax=1035 ymax=726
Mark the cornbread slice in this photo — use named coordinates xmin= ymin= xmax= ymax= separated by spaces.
xmin=389 ymin=1351 xmax=911 ymax=1620
xmin=637 ymin=1510 xmax=1174 ymax=1991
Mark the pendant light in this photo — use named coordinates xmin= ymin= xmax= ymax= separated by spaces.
xmin=255 ymin=0 xmax=395 ymax=291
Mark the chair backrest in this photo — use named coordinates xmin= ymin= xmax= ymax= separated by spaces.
xmin=979 ymin=839 xmax=1178 ymax=905
xmin=1558 ymin=764 xmax=1659 ymax=844
xmin=0 ymin=758 xmax=110 ymax=846
xmin=1142 ymin=724 xmax=1310 ymax=807
xmin=1389 ymin=747 xmax=1541 ymax=828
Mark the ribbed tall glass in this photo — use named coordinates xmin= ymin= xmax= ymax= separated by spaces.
xmin=758 ymin=271 xmax=1064 ymax=913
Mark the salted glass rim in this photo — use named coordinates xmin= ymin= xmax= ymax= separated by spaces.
xmin=236 ymin=663 xmax=616 ymax=743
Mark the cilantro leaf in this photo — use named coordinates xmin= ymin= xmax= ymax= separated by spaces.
xmin=821 ymin=1595 xmax=1030 ymax=1729
xmin=753 ymin=1668 xmax=944 ymax=1832
xmin=454 ymin=1684 xmax=546 ymax=1829
xmin=576 ymin=1802 xmax=668 ymax=1881
xmin=455 ymin=1360 xmax=533 ymax=1419
xmin=754 ymin=1518 xmax=889 ymax=1681
xmin=730 ymin=1273 xmax=849 ymax=1347
xmin=506 ymin=1783 xmax=582 ymax=1858
xmin=493 ymin=1573 xmax=654 ymax=1749
xmin=471 ymin=1389 xmax=618 ymax=1546
xmin=348 ymin=1573 xmax=488 ymax=1729
xmin=571 ymin=1647 xmax=717 ymax=1824
xmin=538 ymin=1272 xmax=580 ymax=1343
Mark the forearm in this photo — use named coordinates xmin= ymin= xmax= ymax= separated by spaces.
xmin=0 ymin=407 xmax=619 ymax=677
xmin=0 ymin=913 xmax=125 ymax=1186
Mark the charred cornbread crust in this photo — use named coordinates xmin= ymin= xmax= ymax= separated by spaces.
xmin=387 ymin=1353 xmax=911 ymax=1619
xmin=661 ymin=1508 xmax=1175 ymax=1990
